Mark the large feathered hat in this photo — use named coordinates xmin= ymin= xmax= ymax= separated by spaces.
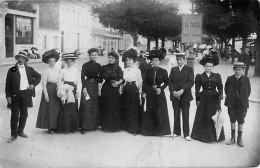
xmin=42 ymin=49 xmax=60 ymax=64
xmin=199 ymin=54 xmax=219 ymax=66
xmin=147 ymin=50 xmax=164 ymax=60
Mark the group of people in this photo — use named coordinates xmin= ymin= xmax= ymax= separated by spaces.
xmin=5 ymin=47 xmax=251 ymax=148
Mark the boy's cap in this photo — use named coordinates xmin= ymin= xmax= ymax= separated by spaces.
xmin=233 ymin=62 xmax=246 ymax=68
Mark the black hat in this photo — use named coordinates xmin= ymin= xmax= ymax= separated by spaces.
xmin=15 ymin=50 xmax=29 ymax=62
xmin=147 ymin=50 xmax=164 ymax=60
xmin=88 ymin=48 xmax=99 ymax=55
xmin=62 ymin=52 xmax=79 ymax=60
xmin=233 ymin=62 xmax=246 ymax=69
xmin=123 ymin=48 xmax=138 ymax=62
xmin=176 ymin=53 xmax=185 ymax=58
xmin=199 ymin=54 xmax=219 ymax=66
xmin=42 ymin=49 xmax=60 ymax=64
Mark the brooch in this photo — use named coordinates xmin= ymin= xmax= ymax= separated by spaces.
xmin=11 ymin=67 xmax=17 ymax=72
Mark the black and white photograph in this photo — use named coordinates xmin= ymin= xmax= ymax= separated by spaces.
xmin=0 ymin=0 xmax=259 ymax=167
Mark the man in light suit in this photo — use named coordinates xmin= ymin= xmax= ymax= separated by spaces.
xmin=5 ymin=50 xmax=41 ymax=143
xmin=168 ymin=53 xmax=194 ymax=141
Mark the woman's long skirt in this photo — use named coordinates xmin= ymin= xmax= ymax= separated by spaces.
xmin=140 ymin=86 xmax=171 ymax=136
xmin=79 ymin=79 xmax=100 ymax=130
xmin=57 ymin=82 xmax=79 ymax=133
xmin=120 ymin=82 xmax=140 ymax=133
xmin=100 ymin=82 xmax=121 ymax=132
xmin=36 ymin=82 xmax=60 ymax=130
xmin=191 ymin=96 xmax=225 ymax=143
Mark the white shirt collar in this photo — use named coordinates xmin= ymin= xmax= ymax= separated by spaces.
xmin=18 ymin=64 xmax=25 ymax=68
xmin=179 ymin=64 xmax=184 ymax=71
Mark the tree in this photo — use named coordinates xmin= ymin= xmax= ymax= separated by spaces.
xmin=92 ymin=0 xmax=181 ymax=47
xmin=193 ymin=0 xmax=260 ymax=76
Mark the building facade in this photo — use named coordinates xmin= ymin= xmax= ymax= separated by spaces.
xmin=0 ymin=0 xmax=39 ymax=64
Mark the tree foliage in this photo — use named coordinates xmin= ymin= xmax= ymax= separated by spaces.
xmin=92 ymin=0 xmax=181 ymax=46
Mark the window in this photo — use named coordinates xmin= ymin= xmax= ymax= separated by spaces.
xmin=16 ymin=16 xmax=33 ymax=44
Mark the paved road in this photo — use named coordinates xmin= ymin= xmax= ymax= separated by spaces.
xmin=0 ymin=54 xmax=259 ymax=168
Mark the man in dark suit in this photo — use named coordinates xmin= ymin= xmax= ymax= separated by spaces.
xmin=168 ymin=53 xmax=194 ymax=141
xmin=225 ymin=62 xmax=251 ymax=147
xmin=242 ymin=47 xmax=251 ymax=77
xmin=5 ymin=50 xmax=41 ymax=143
xmin=139 ymin=52 xmax=152 ymax=82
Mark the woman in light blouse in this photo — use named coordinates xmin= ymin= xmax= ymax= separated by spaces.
xmin=36 ymin=49 xmax=61 ymax=134
xmin=120 ymin=49 xmax=142 ymax=135
xmin=56 ymin=52 xmax=81 ymax=133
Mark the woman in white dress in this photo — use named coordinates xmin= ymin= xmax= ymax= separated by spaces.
xmin=36 ymin=49 xmax=61 ymax=134
xmin=120 ymin=49 xmax=142 ymax=135
xmin=56 ymin=53 xmax=81 ymax=133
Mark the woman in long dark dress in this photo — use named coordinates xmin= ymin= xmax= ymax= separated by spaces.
xmin=191 ymin=54 xmax=225 ymax=142
xmin=36 ymin=49 xmax=61 ymax=134
xmin=120 ymin=49 xmax=142 ymax=135
xmin=56 ymin=53 xmax=81 ymax=133
xmin=98 ymin=52 xmax=123 ymax=132
xmin=140 ymin=50 xmax=171 ymax=136
xmin=79 ymin=48 xmax=101 ymax=134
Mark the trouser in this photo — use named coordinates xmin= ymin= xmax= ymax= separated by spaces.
xmin=244 ymin=64 xmax=249 ymax=77
xmin=10 ymin=90 xmax=29 ymax=136
xmin=172 ymin=100 xmax=190 ymax=137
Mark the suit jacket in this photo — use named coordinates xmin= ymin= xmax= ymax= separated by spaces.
xmin=224 ymin=75 xmax=251 ymax=109
xmin=168 ymin=65 xmax=194 ymax=102
xmin=5 ymin=63 xmax=41 ymax=99
xmin=139 ymin=59 xmax=152 ymax=82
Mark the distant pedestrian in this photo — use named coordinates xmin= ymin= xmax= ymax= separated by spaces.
xmin=242 ymin=47 xmax=251 ymax=77
xmin=191 ymin=54 xmax=225 ymax=143
xmin=5 ymin=50 xmax=41 ymax=143
xmin=56 ymin=52 xmax=81 ymax=133
xmin=98 ymin=52 xmax=123 ymax=132
xmin=140 ymin=50 xmax=171 ymax=136
xmin=120 ymin=49 xmax=142 ymax=135
xmin=79 ymin=48 xmax=101 ymax=134
xmin=168 ymin=53 xmax=194 ymax=141
xmin=36 ymin=49 xmax=61 ymax=134
xmin=225 ymin=62 xmax=251 ymax=147
xmin=139 ymin=52 xmax=152 ymax=82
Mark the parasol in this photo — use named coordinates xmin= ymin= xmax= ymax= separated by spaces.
xmin=211 ymin=102 xmax=225 ymax=141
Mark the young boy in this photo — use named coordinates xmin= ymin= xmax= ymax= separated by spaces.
xmin=168 ymin=53 xmax=194 ymax=141
xmin=224 ymin=62 xmax=251 ymax=147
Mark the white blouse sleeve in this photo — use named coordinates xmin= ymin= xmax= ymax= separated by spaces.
xmin=135 ymin=68 xmax=143 ymax=89
xmin=42 ymin=69 xmax=48 ymax=96
xmin=75 ymin=68 xmax=82 ymax=93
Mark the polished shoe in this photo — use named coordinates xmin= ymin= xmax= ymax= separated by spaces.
xmin=133 ymin=132 xmax=137 ymax=136
xmin=173 ymin=134 xmax=179 ymax=137
xmin=7 ymin=136 xmax=17 ymax=143
xmin=226 ymin=137 xmax=236 ymax=145
xmin=237 ymin=138 xmax=244 ymax=147
xmin=81 ymin=130 xmax=87 ymax=135
xmin=18 ymin=132 xmax=28 ymax=138
xmin=185 ymin=136 xmax=191 ymax=141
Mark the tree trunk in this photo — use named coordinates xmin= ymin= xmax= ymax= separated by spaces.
xmin=155 ymin=37 xmax=159 ymax=49
xmin=147 ymin=37 xmax=151 ymax=51
xmin=161 ymin=37 xmax=165 ymax=48
xmin=254 ymin=25 xmax=260 ymax=77
xmin=129 ymin=30 xmax=138 ymax=47
xmin=241 ymin=36 xmax=248 ymax=62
